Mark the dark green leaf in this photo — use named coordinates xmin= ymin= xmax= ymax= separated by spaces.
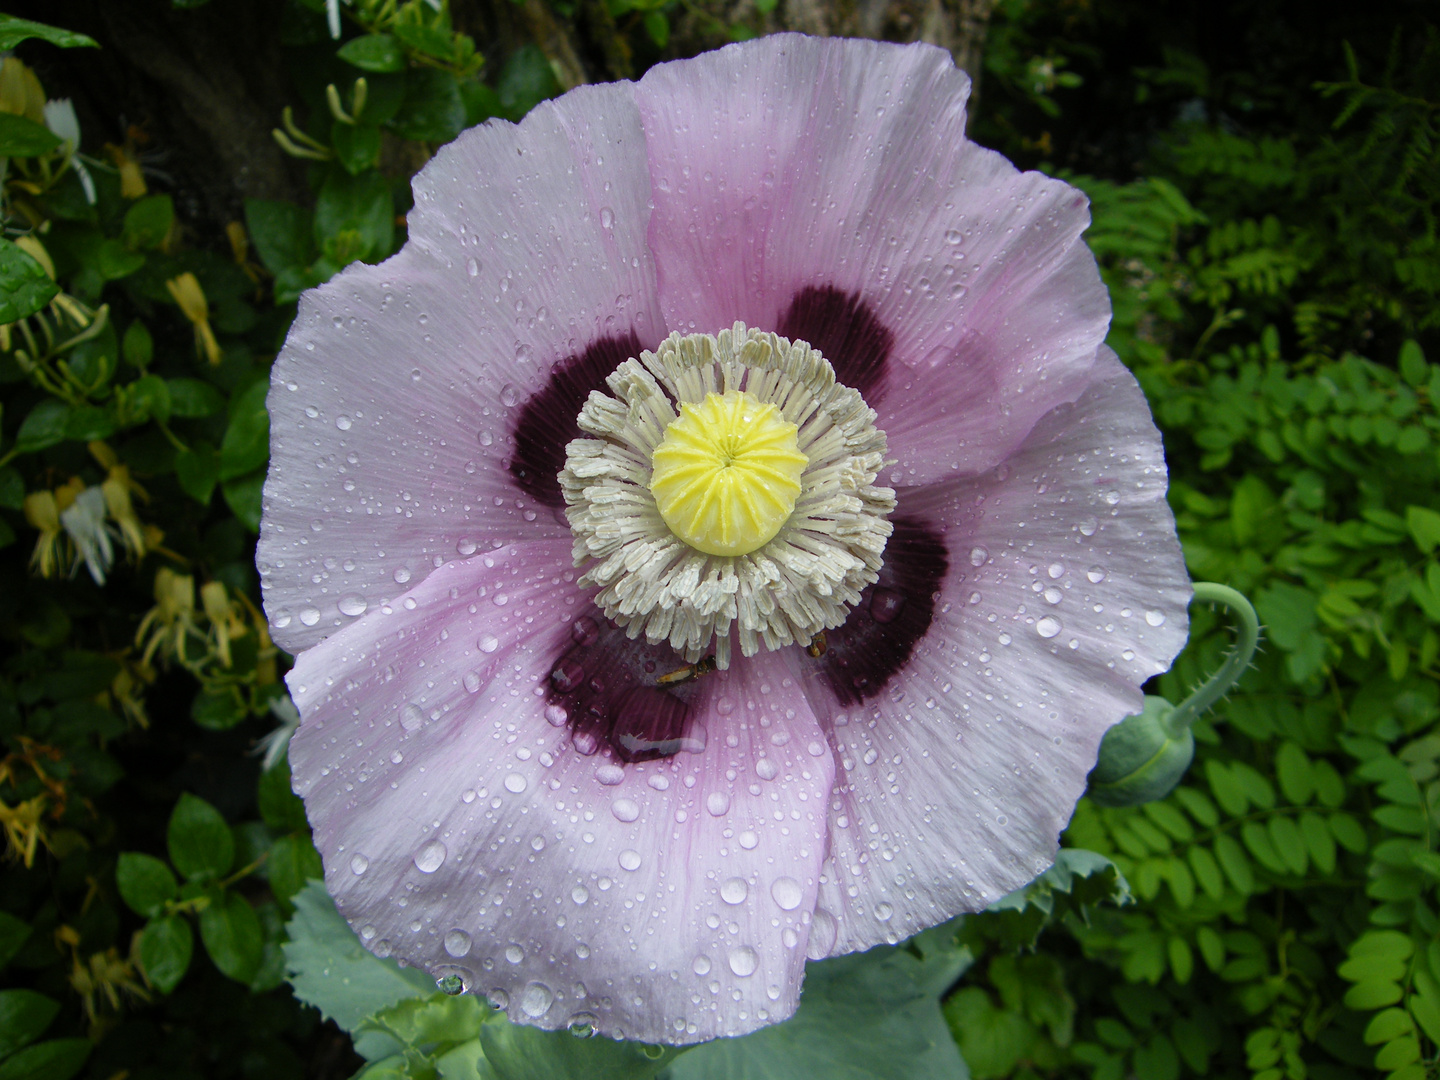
xmin=167 ymin=793 xmax=234 ymax=882
xmin=283 ymin=880 xmax=435 ymax=1030
xmin=258 ymin=752 xmax=310 ymax=833
xmin=338 ymin=34 xmax=407 ymax=73
xmin=0 ymin=912 xmax=30 ymax=971
xmin=0 ymin=238 xmax=59 ymax=322
xmin=116 ymin=852 xmax=178 ymax=917
xmin=0 ymin=15 xmax=99 ymax=50
xmin=391 ymin=69 xmax=466 ymax=143
xmin=122 ymin=320 xmax=153 ymax=368
xmin=222 ymin=469 xmax=265 ymax=532
xmin=333 ymin=122 xmax=382 ymax=175
xmin=0 ymin=1038 xmax=91 ymax=1080
xmin=0 ymin=990 xmax=59 ymax=1058
xmin=139 ymin=916 xmax=193 ymax=994
xmin=15 ymin=401 xmax=70 ymax=454
xmin=122 ymin=194 xmax=175 ymax=250
xmin=0 ymin=114 xmax=60 ymax=157
xmin=199 ymin=892 xmax=264 ymax=983
xmin=219 ymin=378 xmax=270 ymax=480
xmin=314 ymin=170 xmax=394 ymax=264
xmin=166 ymin=378 xmax=225 ymax=418
xmin=190 ymin=688 xmax=247 ymax=731
xmin=1408 ymin=506 xmax=1440 ymax=555
xmin=244 ymin=199 xmax=315 ymax=274
xmin=174 ymin=441 xmax=221 ymax=505
xmin=267 ymin=834 xmax=322 ymax=904
xmin=496 ymin=45 xmax=560 ymax=122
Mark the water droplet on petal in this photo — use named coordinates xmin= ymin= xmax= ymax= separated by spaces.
xmin=572 ymin=885 xmax=589 ymax=905
xmin=706 ymin=791 xmax=731 ymax=816
xmin=335 ymin=415 xmax=352 ymax=431
xmin=1078 ymin=516 xmax=1098 ymax=536
xmin=692 ymin=955 xmax=712 ymax=975
xmin=350 ymin=854 xmax=369 ymax=875
xmin=466 ymin=257 xmax=480 ymax=277
xmin=807 ymin=908 xmax=838 ymax=960
xmin=728 ymin=946 xmax=758 ymax=977
xmin=618 ymin=849 xmax=642 ymax=871
xmin=299 ymin=606 xmax=320 ymax=627
xmin=869 ymin=588 xmax=905 ymax=623
xmin=414 ymin=839 xmax=446 ymax=873
xmin=504 ymin=773 xmax=527 ymax=794
xmin=876 ymin=902 xmax=894 ymax=922
xmin=463 ymin=671 xmax=482 ymax=694
xmin=1048 ymin=562 xmax=1065 ymax=578
xmin=720 ymin=877 xmax=748 ymax=905
xmin=611 ymin=798 xmax=640 ymax=822
xmin=969 ymin=547 xmax=988 ymax=567
xmin=479 ymin=633 xmax=499 ymax=653
xmin=545 ymin=703 xmax=568 ymax=726
xmin=1145 ymin=609 xmax=1167 ymax=627
xmin=1087 ymin=566 xmax=1106 ymax=583
xmin=596 ymin=764 xmax=625 ymax=786
xmin=401 ymin=704 xmax=424 ymax=731
xmin=338 ymin=594 xmax=367 ymax=617
xmin=1036 ymin=616 xmax=1062 ymax=638
xmin=567 ymin=1012 xmax=597 ymax=1037
xmin=520 ymin=982 xmax=554 ymax=1018
xmin=505 ymin=944 xmax=525 ymax=964
xmin=770 ymin=877 xmax=802 ymax=911
xmin=444 ymin=930 xmax=472 ymax=957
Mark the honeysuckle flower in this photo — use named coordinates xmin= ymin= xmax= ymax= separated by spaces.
xmin=260 ymin=35 xmax=1190 ymax=1045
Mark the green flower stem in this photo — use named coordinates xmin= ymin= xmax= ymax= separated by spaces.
xmin=1164 ymin=582 xmax=1261 ymax=738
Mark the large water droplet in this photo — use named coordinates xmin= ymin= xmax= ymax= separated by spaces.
xmin=466 ymin=257 xmax=479 ymax=277
xmin=463 ymin=671 xmax=482 ymax=694
xmin=596 ymin=764 xmax=625 ymax=786
xmin=520 ymin=981 xmax=554 ymax=1018
xmin=618 ymin=849 xmax=642 ymax=871
xmin=706 ymin=792 xmax=731 ymax=817
xmin=1145 ymin=609 xmax=1167 ymax=627
xmin=401 ymin=704 xmax=424 ymax=731
xmin=728 ymin=946 xmax=758 ymax=977
xmin=350 ymin=853 xmax=369 ymax=875
xmin=720 ymin=877 xmax=749 ymax=905
xmin=1036 ymin=616 xmax=1062 ymax=639
xmin=444 ymin=929 xmax=472 ymax=957
xmin=755 ymin=758 xmax=778 ymax=781
xmin=1078 ymin=516 xmax=1098 ymax=537
xmin=338 ymin=594 xmax=367 ymax=617
xmin=505 ymin=943 xmax=525 ymax=964
xmin=1087 ymin=566 xmax=1107 ymax=583
xmin=414 ymin=839 xmax=447 ymax=873
xmin=599 ymin=206 xmax=615 ymax=229
xmin=567 ymin=1012 xmax=597 ymax=1037
xmin=807 ymin=908 xmax=838 ymax=960
xmin=969 ymin=546 xmax=988 ymax=567
xmin=876 ymin=901 xmax=894 ymax=922
xmin=692 ymin=955 xmax=712 ymax=975
xmin=611 ymin=798 xmax=640 ymax=822
xmin=478 ymin=633 xmax=499 ymax=654
xmin=571 ymin=885 xmax=589 ymax=905
xmin=504 ymin=773 xmax=528 ymax=794
xmin=299 ymin=606 xmax=320 ymax=627
xmin=870 ymin=588 xmax=905 ymax=624
xmin=335 ymin=415 xmax=353 ymax=431
xmin=770 ymin=877 xmax=803 ymax=911
xmin=500 ymin=384 xmax=519 ymax=407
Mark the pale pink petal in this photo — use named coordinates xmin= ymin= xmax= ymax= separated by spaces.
xmin=798 ymin=349 xmax=1190 ymax=956
xmin=288 ymin=545 xmax=834 ymax=1045
xmin=634 ymin=34 xmax=1106 ymax=483
xmin=259 ymin=82 xmax=663 ymax=654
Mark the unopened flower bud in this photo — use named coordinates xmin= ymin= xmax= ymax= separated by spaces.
xmin=1086 ymin=695 xmax=1194 ymax=807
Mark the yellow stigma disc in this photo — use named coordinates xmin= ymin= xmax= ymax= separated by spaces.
xmin=649 ymin=390 xmax=808 ymax=557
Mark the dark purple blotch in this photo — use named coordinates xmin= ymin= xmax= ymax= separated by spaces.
xmin=546 ymin=609 xmax=705 ymax=763
xmin=509 ymin=331 xmax=643 ymax=508
xmin=812 ymin=514 xmax=947 ymax=705
xmin=778 ymin=286 xmax=893 ymax=401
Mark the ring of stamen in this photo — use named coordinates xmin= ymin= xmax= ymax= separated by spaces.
xmin=559 ymin=323 xmax=895 ymax=669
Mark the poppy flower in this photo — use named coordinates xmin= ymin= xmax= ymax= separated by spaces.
xmin=259 ymin=33 xmax=1190 ymax=1045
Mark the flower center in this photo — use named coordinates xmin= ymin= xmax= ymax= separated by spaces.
xmin=649 ymin=390 xmax=808 ymax=558
xmin=560 ymin=324 xmax=895 ymax=669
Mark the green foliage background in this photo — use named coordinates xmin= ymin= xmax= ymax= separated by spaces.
xmin=0 ymin=1 xmax=1437 ymax=1078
